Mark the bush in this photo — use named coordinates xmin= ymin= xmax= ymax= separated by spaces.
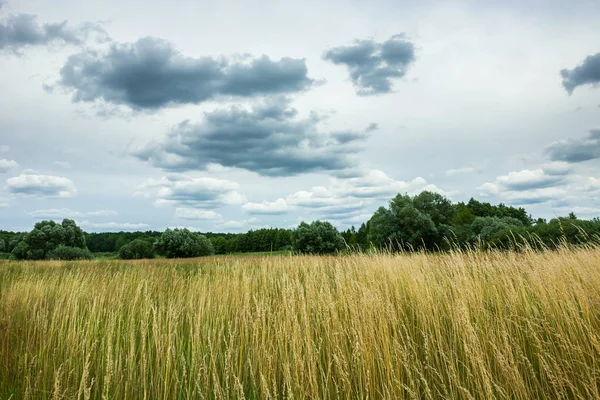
xmin=155 ymin=228 xmax=215 ymax=258
xmin=11 ymin=219 xmax=89 ymax=260
xmin=119 ymin=239 xmax=155 ymax=260
xmin=46 ymin=246 xmax=93 ymax=261
xmin=293 ymin=221 xmax=345 ymax=254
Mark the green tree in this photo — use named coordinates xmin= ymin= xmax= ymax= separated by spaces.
xmin=0 ymin=239 xmax=5 ymax=253
xmin=293 ymin=221 xmax=345 ymax=254
xmin=11 ymin=219 xmax=88 ymax=260
xmin=356 ymin=222 xmax=369 ymax=249
xmin=210 ymin=236 xmax=229 ymax=254
xmin=469 ymin=216 xmax=523 ymax=244
xmin=368 ymin=194 xmax=438 ymax=250
xmin=46 ymin=246 xmax=92 ymax=260
xmin=155 ymin=228 xmax=215 ymax=258
xmin=413 ymin=191 xmax=455 ymax=226
xmin=119 ymin=239 xmax=155 ymax=259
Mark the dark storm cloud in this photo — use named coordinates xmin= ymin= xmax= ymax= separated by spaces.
xmin=0 ymin=14 xmax=103 ymax=53
xmin=58 ymin=37 xmax=314 ymax=110
xmin=323 ymin=34 xmax=415 ymax=95
xmin=134 ymin=98 xmax=372 ymax=176
xmin=545 ymin=129 xmax=600 ymax=162
xmin=561 ymin=52 xmax=600 ymax=93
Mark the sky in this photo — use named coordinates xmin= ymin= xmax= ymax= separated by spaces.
xmin=0 ymin=0 xmax=599 ymax=232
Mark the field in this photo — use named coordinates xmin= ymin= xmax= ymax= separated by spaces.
xmin=0 ymin=248 xmax=599 ymax=399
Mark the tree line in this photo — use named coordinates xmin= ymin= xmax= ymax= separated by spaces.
xmin=343 ymin=192 xmax=600 ymax=251
xmin=1 ymin=191 xmax=599 ymax=260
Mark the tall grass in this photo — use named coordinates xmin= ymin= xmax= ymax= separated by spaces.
xmin=1 ymin=247 xmax=599 ymax=399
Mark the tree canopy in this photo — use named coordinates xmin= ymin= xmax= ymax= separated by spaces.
xmin=118 ymin=239 xmax=155 ymax=260
xmin=293 ymin=221 xmax=345 ymax=254
xmin=11 ymin=219 xmax=91 ymax=260
xmin=155 ymin=228 xmax=215 ymax=258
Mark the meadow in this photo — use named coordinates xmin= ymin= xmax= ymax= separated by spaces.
xmin=0 ymin=247 xmax=599 ymax=399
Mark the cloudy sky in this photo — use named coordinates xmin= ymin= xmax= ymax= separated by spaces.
xmin=1 ymin=0 xmax=599 ymax=232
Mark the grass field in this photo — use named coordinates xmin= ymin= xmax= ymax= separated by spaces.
xmin=1 ymin=247 xmax=599 ymax=399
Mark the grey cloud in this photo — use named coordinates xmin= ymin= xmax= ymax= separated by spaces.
xmin=242 ymin=198 xmax=292 ymax=215
xmin=506 ymin=188 xmax=568 ymax=205
xmin=134 ymin=98 xmax=371 ymax=176
xmin=27 ymin=208 xmax=117 ymax=218
xmin=7 ymin=173 xmax=76 ymax=197
xmin=316 ymin=202 xmax=366 ymax=218
xmin=58 ymin=37 xmax=314 ymax=110
xmin=541 ymin=161 xmax=571 ymax=176
xmin=545 ymin=129 xmax=600 ymax=163
xmin=323 ymin=34 xmax=415 ymax=95
xmin=496 ymin=169 xmax=566 ymax=190
xmin=136 ymin=176 xmax=246 ymax=209
xmin=80 ymin=221 xmax=150 ymax=230
xmin=478 ymin=181 xmax=567 ymax=206
xmin=0 ymin=14 xmax=103 ymax=53
xmin=0 ymin=158 xmax=17 ymax=173
xmin=561 ymin=52 xmax=600 ymax=93
xmin=174 ymin=208 xmax=221 ymax=220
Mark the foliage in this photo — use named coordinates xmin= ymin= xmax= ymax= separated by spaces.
xmin=46 ymin=245 xmax=93 ymax=260
xmin=85 ymin=231 xmax=162 ymax=253
xmin=118 ymin=239 xmax=156 ymax=260
xmin=469 ymin=216 xmax=523 ymax=243
xmin=2 ymin=192 xmax=600 ymax=257
xmin=208 ymin=228 xmax=293 ymax=254
xmin=155 ymin=228 xmax=214 ymax=258
xmin=293 ymin=220 xmax=345 ymax=254
xmin=368 ymin=193 xmax=441 ymax=250
xmin=11 ymin=219 xmax=88 ymax=260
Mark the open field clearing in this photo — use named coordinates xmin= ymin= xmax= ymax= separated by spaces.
xmin=1 ymin=248 xmax=599 ymax=399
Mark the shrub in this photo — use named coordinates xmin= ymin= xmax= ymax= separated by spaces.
xmin=119 ymin=239 xmax=155 ymax=260
xmin=155 ymin=228 xmax=215 ymax=258
xmin=11 ymin=219 xmax=89 ymax=260
xmin=46 ymin=246 xmax=93 ymax=260
xmin=293 ymin=221 xmax=345 ymax=254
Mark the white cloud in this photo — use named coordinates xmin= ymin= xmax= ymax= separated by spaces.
xmin=267 ymin=169 xmax=450 ymax=222
xmin=478 ymin=176 xmax=568 ymax=205
xmin=7 ymin=173 xmax=76 ymax=198
xmin=86 ymin=210 xmax=118 ymax=217
xmin=445 ymin=160 xmax=489 ymax=177
xmin=53 ymin=161 xmax=71 ymax=169
xmin=216 ymin=217 xmax=261 ymax=229
xmin=553 ymin=206 xmax=600 ymax=218
xmin=477 ymin=162 xmax=581 ymax=205
xmin=28 ymin=208 xmax=118 ymax=218
xmin=243 ymin=198 xmax=293 ymax=215
xmin=0 ymin=159 xmax=18 ymax=173
xmin=495 ymin=169 xmax=565 ymax=190
xmin=137 ymin=175 xmax=246 ymax=208
xmin=175 ymin=208 xmax=221 ymax=220
xmin=0 ymin=146 xmax=9 ymax=152
xmin=541 ymin=161 xmax=571 ymax=176
xmin=80 ymin=221 xmax=150 ymax=230
xmin=504 ymin=187 xmax=568 ymax=205
xmin=446 ymin=167 xmax=475 ymax=176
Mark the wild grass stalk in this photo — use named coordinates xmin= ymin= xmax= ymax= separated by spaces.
xmin=0 ymin=247 xmax=599 ymax=399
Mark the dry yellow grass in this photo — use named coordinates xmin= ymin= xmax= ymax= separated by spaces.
xmin=1 ymin=247 xmax=599 ymax=399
